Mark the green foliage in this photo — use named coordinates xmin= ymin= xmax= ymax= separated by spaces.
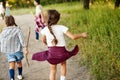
xmin=94 ymin=0 xmax=115 ymax=2
xmin=87 ymin=9 xmax=120 ymax=80
xmin=8 ymin=0 xmax=34 ymax=8
xmin=40 ymin=0 xmax=79 ymax=5
xmin=4 ymin=0 xmax=117 ymax=8
xmin=8 ymin=0 xmax=80 ymax=8
xmin=0 ymin=0 xmax=4 ymax=2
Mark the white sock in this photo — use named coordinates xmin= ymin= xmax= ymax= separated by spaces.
xmin=60 ymin=76 xmax=65 ymax=80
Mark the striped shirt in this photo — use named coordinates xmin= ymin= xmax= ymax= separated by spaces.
xmin=0 ymin=26 xmax=25 ymax=53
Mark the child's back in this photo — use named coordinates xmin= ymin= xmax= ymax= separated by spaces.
xmin=0 ymin=26 xmax=25 ymax=53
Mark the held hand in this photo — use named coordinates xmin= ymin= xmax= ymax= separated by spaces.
xmin=24 ymin=47 xmax=29 ymax=55
xmin=81 ymin=32 xmax=88 ymax=38
xmin=24 ymin=47 xmax=29 ymax=67
xmin=25 ymin=50 xmax=28 ymax=55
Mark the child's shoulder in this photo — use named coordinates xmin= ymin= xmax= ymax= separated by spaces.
xmin=16 ymin=26 xmax=22 ymax=31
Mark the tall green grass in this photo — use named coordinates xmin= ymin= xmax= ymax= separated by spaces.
xmin=82 ymin=9 xmax=120 ymax=80
xmin=6 ymin=2 xmax=120 ymax=80
xmin=57 ymin=2 xmax=120 ymax=80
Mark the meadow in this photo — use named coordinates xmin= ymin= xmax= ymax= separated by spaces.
xmin=0 ymin=2 xmax=120 ymax=80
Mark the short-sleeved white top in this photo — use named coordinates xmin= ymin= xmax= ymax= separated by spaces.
xmin=41 ymin=25 xmax=68 ymax=47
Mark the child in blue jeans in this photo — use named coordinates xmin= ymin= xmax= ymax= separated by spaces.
xmin=34 ymin=0 xmax=45 ymax=40
xmin=0 ymin=15 xmax=28 ymax=80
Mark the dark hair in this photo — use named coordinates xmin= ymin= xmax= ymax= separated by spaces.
xmin=34 ymin=0 xmax=40 ymax=4
xmin=5 ymin=15 xmax=17 ymax=26
xmin=46 ymin=10 xmax=60 ymax=45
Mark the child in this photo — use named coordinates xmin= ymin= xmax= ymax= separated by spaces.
xmin=34 ymin=0 xmax=45 ymax=40
xmin=32 ymin=9 xmax=88 ymax=80
xmin=5 ymin=0 xmax=11 ymax=16
xmin=0 ymin=2 xmax=5 ymax=20
xmin=0 ymin=15 xmax=28 ymax=80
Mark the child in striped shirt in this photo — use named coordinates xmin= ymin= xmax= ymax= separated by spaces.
xmin=0 ymin=15 xmax=28 ymax=80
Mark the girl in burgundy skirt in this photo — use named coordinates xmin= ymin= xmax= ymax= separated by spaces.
xmin=32 ymin=9 xmax=88 ymax=80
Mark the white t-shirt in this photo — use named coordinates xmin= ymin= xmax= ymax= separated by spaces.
xmin=41 ymin=25 xmax=68 ymax=47
xmin=36 ymin=5 xmax=42 ymax=16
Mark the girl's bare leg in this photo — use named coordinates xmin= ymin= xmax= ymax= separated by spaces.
xmin=49 ymin=64 xmax=57 ymax=80
xmin=60 ymin=61 xmax=66 ymax=80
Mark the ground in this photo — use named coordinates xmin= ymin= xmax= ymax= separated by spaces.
xmin=0 ymin=14 xmax=93 ymax=80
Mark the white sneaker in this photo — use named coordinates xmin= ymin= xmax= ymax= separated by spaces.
xmin=11 ymin=79 xmax=14 ymax=80
xmin=17 ymin=75 xmax=23 ymax=80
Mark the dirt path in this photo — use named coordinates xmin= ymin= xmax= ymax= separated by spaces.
xmin=0 ymin=14 xmax=93 ymax=80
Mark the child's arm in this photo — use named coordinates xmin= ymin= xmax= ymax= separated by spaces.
xmin=40 ymin=5 xmax=44 ymax=23
xmin=18 ymin=28 xmax=29 ymax=55
xmin=41 ymin=35 xmax=47 ymax=45
xmin=41 ymin=12 xmax=44 ymax=23
xmin=18 ymin=28 xmax=26 ymax=47
xmin=65 ymin=30 xmax=88 ymax=39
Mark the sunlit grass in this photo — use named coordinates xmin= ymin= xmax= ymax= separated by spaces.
xmin=11 ymin=7 xmax=35 ymax=15
xmin=11 ymin=2 xmax=82 ymax=15
xmin=0 ymin=24 xmax=3 ymax=32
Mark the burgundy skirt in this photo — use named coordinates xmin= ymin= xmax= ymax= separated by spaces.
xmin=32 ymin=45 xmax=79 ymax=64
